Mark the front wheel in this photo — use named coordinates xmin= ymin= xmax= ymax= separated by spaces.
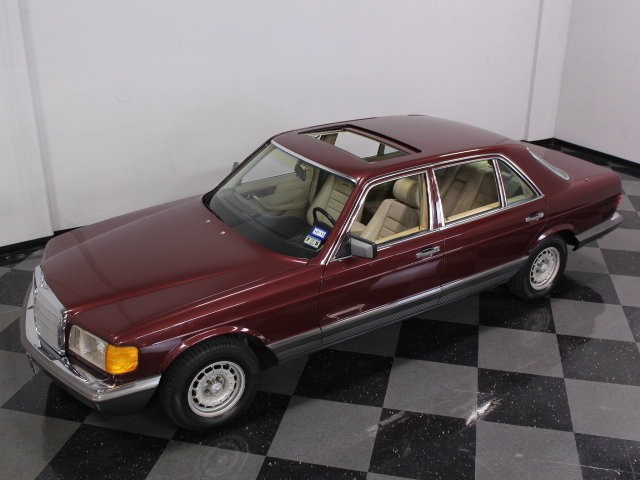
xmin=508 ymin=236 xmax=567 ymax=300
xmin=159 ymin=338 xmax=260 ymax=430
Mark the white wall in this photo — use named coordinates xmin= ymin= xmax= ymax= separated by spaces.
xmin=556 ymin=0 xmax=640 ymax=164
xmin=2 ymin=0 xmax=573 ymax=245
xmin=525 ymin=0 xmax=572 ymax=140
xmin=0 ymin=0 xmax=52 ymax=246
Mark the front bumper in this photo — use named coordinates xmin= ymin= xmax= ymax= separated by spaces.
xmin=20 ymin=283 xmax=160 ymax=414
xmin=575 ymin=211 xmax=624 ymax=248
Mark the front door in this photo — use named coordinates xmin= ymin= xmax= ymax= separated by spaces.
xmin=318 ymin=172 xmax=445 ymax=346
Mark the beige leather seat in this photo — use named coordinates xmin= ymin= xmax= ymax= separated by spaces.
xmin=306 ymin=175 xmax=354 ymax=225
xmin=360 ymin=178 xmax=420 ymax=242
xmin=439 ymin=164 xmax=499 ymax=220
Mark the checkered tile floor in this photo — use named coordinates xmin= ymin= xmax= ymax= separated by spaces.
xmin=1 ymin=148 xmax=639 ymax=480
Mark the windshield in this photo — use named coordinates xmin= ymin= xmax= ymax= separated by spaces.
xmin=206 ymin=144 xmax=355 ymax=259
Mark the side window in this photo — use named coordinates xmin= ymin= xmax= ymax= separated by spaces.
xmin=498 ymin=160 xmax=537 ymax=205
xmin=435 ymin=159 xmax=500 ymax=223
xmin=352 ymin=174 xmax=428 ymax=244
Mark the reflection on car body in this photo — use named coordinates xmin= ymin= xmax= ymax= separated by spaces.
xmin=21 ymin=115 xmax=623 ymax=430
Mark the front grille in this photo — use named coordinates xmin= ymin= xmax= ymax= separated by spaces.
xmin=33 ymin=266 xmax=67 ymax=355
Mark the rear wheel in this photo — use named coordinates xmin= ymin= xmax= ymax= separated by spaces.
xmin=508 ymin=236 xmax=567 ymax=300
xmin=159 ymin=338 xmax=260 ymax=430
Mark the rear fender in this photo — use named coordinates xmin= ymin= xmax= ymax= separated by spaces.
xmin=527 ymin=223 xmax=578 ymax=254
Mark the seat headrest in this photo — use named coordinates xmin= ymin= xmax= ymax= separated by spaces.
xmin=393 ymin=178 xmax=420 ymax=208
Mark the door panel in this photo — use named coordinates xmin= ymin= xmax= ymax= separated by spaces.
xmin=319 ymin=232 xmax=445 ymax=340
xmin=433 ymin=157 xmax=548 ymax=285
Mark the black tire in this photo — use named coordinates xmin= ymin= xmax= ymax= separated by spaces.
xmin=508 ymin=236 xmax=567 ymax=300
xmin=159 ymin=337 xmax=260 ymax=431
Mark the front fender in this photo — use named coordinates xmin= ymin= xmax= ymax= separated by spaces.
xmin=159 ymin=325 xmax=269 ymax=371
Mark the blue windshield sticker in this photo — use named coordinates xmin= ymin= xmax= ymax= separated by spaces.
xmin=311 ymin=226 xmax=329 ymax=240
xmin=303 ymin=225 xmax=330 ymax=249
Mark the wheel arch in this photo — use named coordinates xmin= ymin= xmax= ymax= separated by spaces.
xmin=160 ymin=329 xmax=279 ymax=373
xmin=528 ymin=224 xmax=578 ymax=254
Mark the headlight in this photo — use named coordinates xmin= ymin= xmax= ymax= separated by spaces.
xmin=68 ymin=326 xmax=138 ymax=375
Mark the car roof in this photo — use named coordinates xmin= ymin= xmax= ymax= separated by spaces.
xmin=272 ymin=115 xmax=517 ymax=181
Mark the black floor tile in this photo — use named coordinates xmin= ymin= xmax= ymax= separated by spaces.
xmin=294 ymin=349 xmax=392 ymax=407
xmin=557 ymin=335 xmax=640 ymax=386
xmin=601 ymin=249 xmax=640 ymax=276
xmin=0 ymin=318 xmax=25 ymax=353
xmin=2 ymin=371 xmax=92 ymax=422
xmin=479 ymin=292 xmax=555 ymax=332
xmin=551 ymin=271 xmax=620 ymax=304
xmin=369 ymin=408 xmax=475 ymax=480
xmin=0 ymin=269 xmax=33 ymax=306
xmin=173 ymin=391 xmax=290 ymax=455
xmin=618 ymin=211 xmax=640 ymax=230
xmin=580 ymin=466 xmax=634 ymax=480
xmin=575 ymin=433 xmax=632 ymax=472
xmin=477 ymin=368 xmax=573 ymax=431
xmin=625 ymin=439 xmax=640 ymax=473
xmin=395 ymin=318 xmax=478 ymax=366
xmin=257 ymin=458 xmax=366 ymax=480
xmin=36 ymin=424 xmax=167 ymax=479
xmin=37 ymin=462 xmax=149 ymax=480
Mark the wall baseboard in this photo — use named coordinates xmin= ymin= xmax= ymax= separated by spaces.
xmin=526 ymin=138 xmax=639 ymax=170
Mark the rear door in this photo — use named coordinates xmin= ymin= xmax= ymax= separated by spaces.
xmin=433 ymin=156 xmax=547 ymax=295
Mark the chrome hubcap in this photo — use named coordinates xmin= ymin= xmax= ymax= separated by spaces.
xmin=188 ymin=361 xmax=245 ymax=417
xmin=529 ymin=247 xmax=561 ymax=290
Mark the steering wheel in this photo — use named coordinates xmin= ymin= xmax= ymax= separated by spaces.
xmin=312 ymin=207 xmax=336 ymax=226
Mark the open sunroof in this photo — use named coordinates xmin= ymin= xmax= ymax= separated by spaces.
xmin=303 ymin=128 xmax=407 ymax=162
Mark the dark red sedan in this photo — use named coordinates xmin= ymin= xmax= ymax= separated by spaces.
xmin=21 ymin=115 xmax=623 ymax=430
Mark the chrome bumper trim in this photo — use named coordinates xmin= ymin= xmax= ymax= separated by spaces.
xmin=575 ymin=212 xmax=624 ymax=248
xmin=20 ymin=283 xmax=160 ymax=413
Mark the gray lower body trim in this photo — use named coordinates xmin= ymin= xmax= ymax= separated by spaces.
xmin=575 ymin=212 xmax=623 ymax=248
xmin=270 ymin=257 xmax=526 ymax=361
xmin=20 ymin=284 xmax=159 ymax=414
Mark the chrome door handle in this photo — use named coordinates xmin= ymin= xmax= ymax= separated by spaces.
xmin=525 ymin=212 xmax=544 ymax=223
xmin=416 ymin=245 xmax=440 ymax=259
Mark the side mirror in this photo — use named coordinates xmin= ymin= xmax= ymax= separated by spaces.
xmin=231 ymin=161 xmax=240 ymax=173
xmin=350 ymin=236 xmax=377 ymax=259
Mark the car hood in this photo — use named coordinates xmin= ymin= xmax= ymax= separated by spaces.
xmin=41 ymin=196 xmax=307 ymax=313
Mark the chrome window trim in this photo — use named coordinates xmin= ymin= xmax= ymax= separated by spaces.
xmin=270 ymin=140 xmax=357 ymax=183
xmin=328 ymin=168 xmax=434 ymax=262
xmin=496 ymin=156 xmax=543 ymax=198
xmin=526 ymin=146 xmax=570 ymax=180
xmin=323 ymin=152 xmax=545 ymax=263
xmin=431 ymin=153 xmax=544 ymax=229
xmin=493 ymin=158 xmax=508 ymax=208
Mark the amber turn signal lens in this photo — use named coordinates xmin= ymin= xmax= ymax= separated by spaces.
xmin=105 ymin=345 xmax=139 ymax=374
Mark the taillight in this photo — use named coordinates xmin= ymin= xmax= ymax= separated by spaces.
xmin=615 ymin=193 xmax=622 ymax=210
